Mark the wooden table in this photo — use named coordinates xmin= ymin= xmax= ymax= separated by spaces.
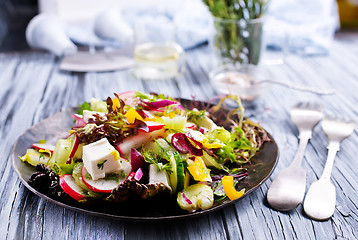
xmin=1 ymin=31 xmax=358 ymax=240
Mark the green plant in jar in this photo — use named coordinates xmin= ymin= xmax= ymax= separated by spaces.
xmin=203 ymin=0 xmax=270 ymax=65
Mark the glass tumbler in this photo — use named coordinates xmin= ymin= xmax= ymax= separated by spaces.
xmin=133 ymin=18 xmax=185 ymax=80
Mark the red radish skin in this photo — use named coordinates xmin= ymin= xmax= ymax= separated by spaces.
xmin=66 ymin=135 xmax=80 ymax=164
xmin=31 ymin=143 xmax=55 ymax=153
xmin=81 ymin=167 xmax=120 ymax=193
xmin=141 ymin=110 xmax=156 ymax=119
xmin=59 ymin=174 xmax=86 ymax=201
xmin=186 ymin=122 xmax=198 ymax=130
xmin=142 ymin=121 xmax=165 ymax=132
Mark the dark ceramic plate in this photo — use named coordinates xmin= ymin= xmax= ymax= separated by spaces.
xmin=11 ymin=99 xmax=278 ymax=221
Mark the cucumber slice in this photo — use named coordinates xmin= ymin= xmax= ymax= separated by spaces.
xmin=162 ymin=116 xmax=187 ymax=131
xmin=206 ymin=127 xmax=231 ymax=143
xmin=202 ymin=151 xmax=225 ymax=170
xmin=168 ymin=154 xmax=178 ymax=193
xmin=72 ymin=162 xmax=89 ymax=190
xmin=72 ymin=162 xmax=113 ymax=199
xmin=50 ymin=138 xmax=74 ymax=175
xmin=90 ymin=98 xmax=107 ymax=113
xmin=173 ymin=152 xmax=185 ymax=193
xmin=167 ymin=152 xmax=186 ymax=194
xmin=51 ymin=139 xmax=72 ymax=165
xmin=177 ymin=183 xmax=214 ymax=211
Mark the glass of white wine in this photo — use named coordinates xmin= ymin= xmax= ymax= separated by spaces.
xmin=133 ymin=17 xmax=185 ymax=80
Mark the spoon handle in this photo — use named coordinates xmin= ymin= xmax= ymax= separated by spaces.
xmin=320 ymin=141 xmax=340 ymax=181
xmin=290 ymin=132 xmax=311 ymax=168
xmin=265 ymin=80 xmax=335 ymax=95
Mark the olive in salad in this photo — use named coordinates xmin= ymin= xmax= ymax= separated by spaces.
xmin=19 ymin=91 xmax=270 ymax=212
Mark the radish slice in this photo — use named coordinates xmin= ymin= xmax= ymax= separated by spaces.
xmin=186 ymin=122 xmax=197 ymax=130
xmin=199 ymin=127 xmax=208 ymax=134
xmin=66 ymin=135 xmax=80 ymax=164
xmin=117 ymin=91 xmax=138 ymax=107
xmin=32 ymin=143 xmax=55 ymax=153
xmin=144 ymin=121 xmax=165 ymax=132
xmin=116 ymin=128 xmax=165 ymax=157
xmin=81 ymin=166 xmax=122 ymax=193
xmin=59 ymin=174 xmax=86 ymax=201
xmin=141 ymin=110 xmax=156 ymax=119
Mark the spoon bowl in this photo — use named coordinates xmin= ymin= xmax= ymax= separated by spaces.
xmin=267 ymin=166 xmax=306 ymax=211
xmin=303 ymin=179 xmax=336 ymax=220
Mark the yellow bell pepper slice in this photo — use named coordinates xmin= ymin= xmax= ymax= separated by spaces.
xmin=39 ymin=149 xmax=53 ymax=157
xmin=163 ymin=112 xmax=176 ymax=119
xmin=187 ymin=157 xmax=212 ymax=182
xmin=112 ymin=97 xmax=121 ymax=111
xmin=124 ymin=107 xmax=144 ymax=124
xmin=222 ymin=175 xmax=245 ymax=200
xmin=144 ymin=116 xmax=158 ymax=122
xmin=202 ymin=140 xmax=224 ymax=149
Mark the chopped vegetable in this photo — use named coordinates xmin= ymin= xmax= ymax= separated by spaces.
xmin=171 ymin=133 xmax=203 ymax=156
xmin=90 ymin=98 xmax=107 ymax=113
xmin=221 ymin=176 xmax=245 ymax=200
xmin=173 ymin=152 xmax=185 ymax=193
xmin=77 ymin=102 xmax=91 ymax=115
xmin=130 ymin=148 xmax=147 ymax=173
xmin=19 ymin=149 xmax=50 ymax=166
xmin=48 ymin=138 xmax=75 ymax=175
xmin=163 ymin=115 xmax=187 ymax=131
xmin=31 ymin=143 xmax=55 ymax=153
xmin=187 ymin=157 xmax=212 ymax=182
xmin=177 ymin=183 xmax=214 ymax=212
xmin=125 ymin=107 xmax=144 ymax=124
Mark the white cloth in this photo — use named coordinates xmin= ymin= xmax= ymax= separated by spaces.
xmin=67 ymin=0 xmax=213 ymax=50
xmin=264 ymin=0 xmax=339 ymax=55
xmin=66 ymin=0 xmax=339 ymax=55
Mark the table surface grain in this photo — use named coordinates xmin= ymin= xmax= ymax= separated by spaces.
xmin=1 ymin=31 xmax=358 ymax=240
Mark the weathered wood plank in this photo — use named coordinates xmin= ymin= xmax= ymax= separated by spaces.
xmin=1 ymin=32 xmax=358 ymax=240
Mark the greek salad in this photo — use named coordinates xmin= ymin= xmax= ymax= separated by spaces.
xmin=20 ymin=91 xmax=270 ymax=212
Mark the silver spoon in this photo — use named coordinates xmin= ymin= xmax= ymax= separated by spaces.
xmin=267 ymin=102 xmax=323 ymax=211
xmin=303 ymin=118 xmax=354 ymax=220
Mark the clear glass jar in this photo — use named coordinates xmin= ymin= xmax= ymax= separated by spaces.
xmin=212 ymin=17 xmax=264 ymax=65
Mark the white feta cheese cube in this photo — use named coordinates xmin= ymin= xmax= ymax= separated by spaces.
xmin=82 ymin=138 xmax=123 ymax=180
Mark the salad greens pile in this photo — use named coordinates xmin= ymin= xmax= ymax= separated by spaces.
xmin=20 ymin=91 xmax=269 ymax=212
